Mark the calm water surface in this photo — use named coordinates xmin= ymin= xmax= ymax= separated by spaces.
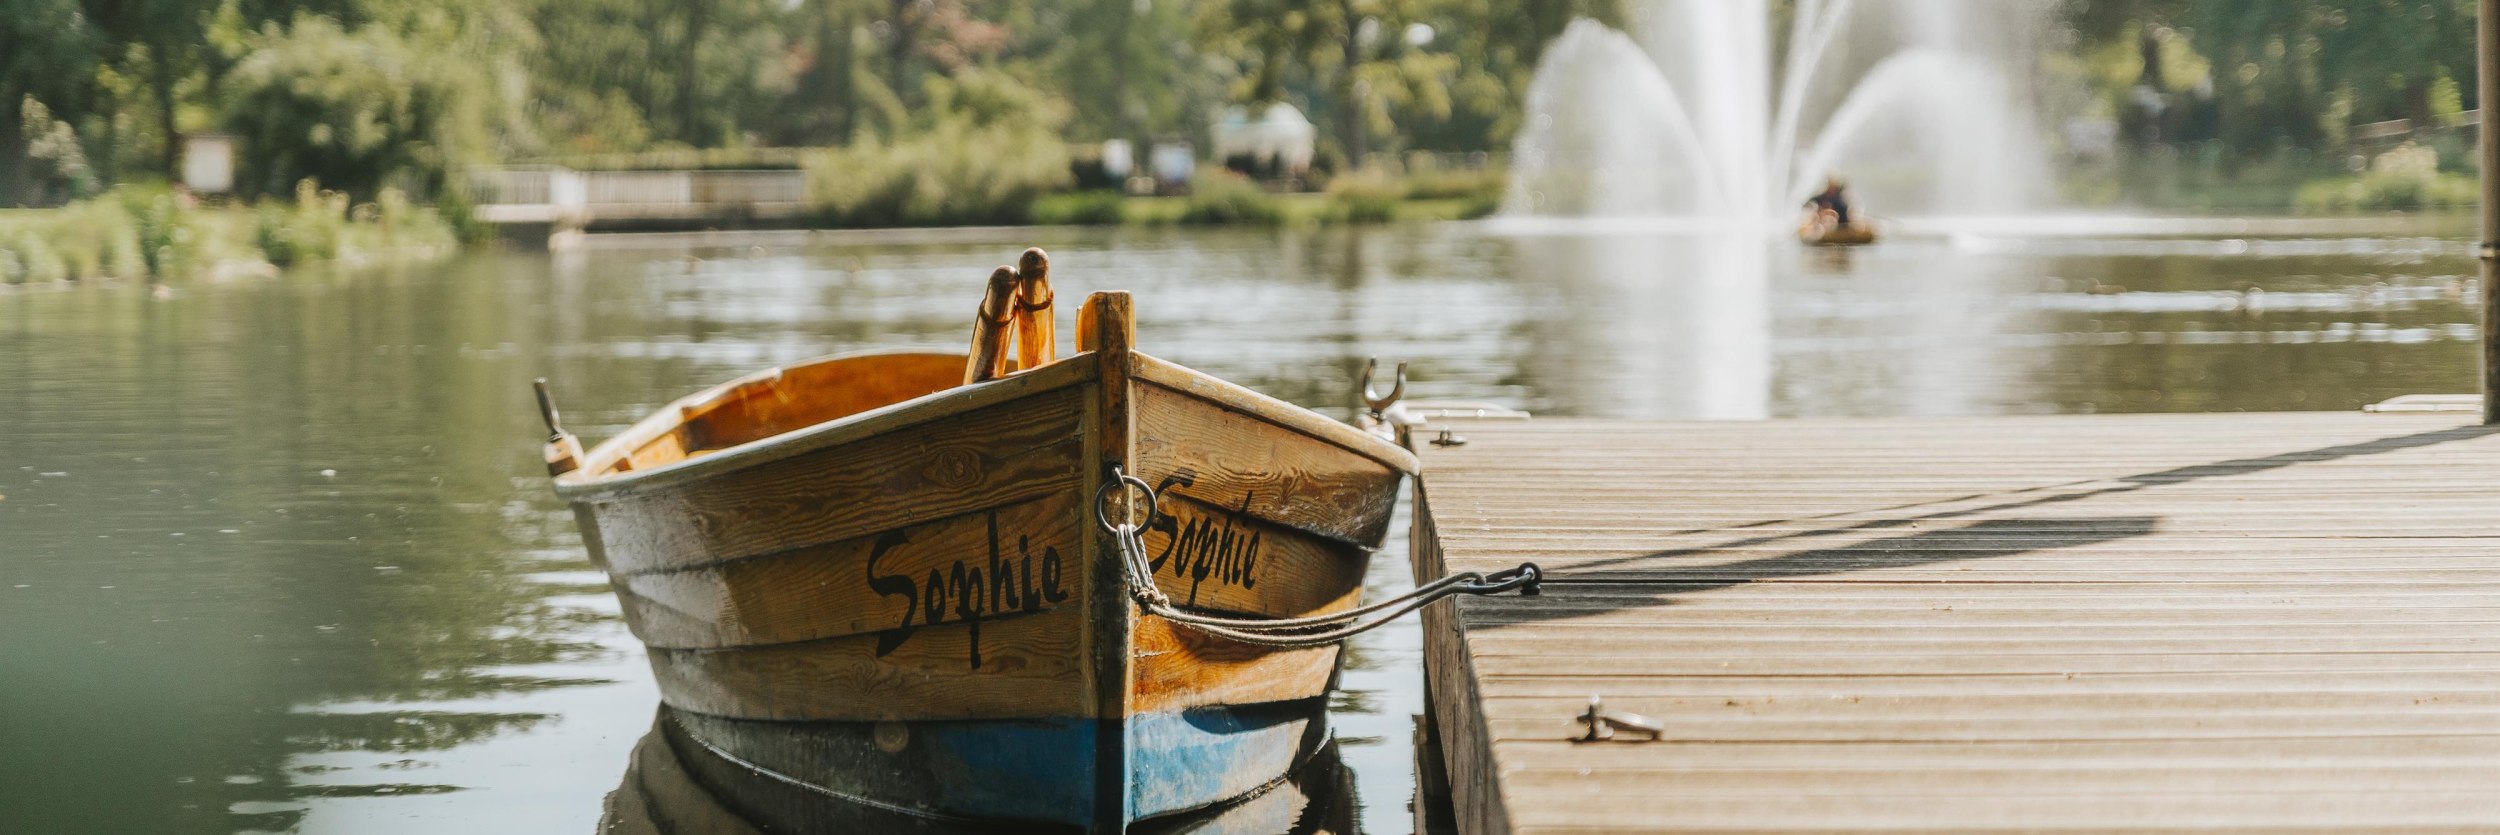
xmin=1 ymin=220 xmax=2481 ymax=833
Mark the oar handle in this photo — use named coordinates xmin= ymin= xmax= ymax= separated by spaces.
xmin=1013 ymin=248 xmax=1056 ymax=371
xmin=965 ymin=265 xmax=1021 ymax=384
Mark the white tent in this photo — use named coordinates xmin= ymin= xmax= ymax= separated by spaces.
xmin=1210 ymin=103 xmax=1316 ymax=177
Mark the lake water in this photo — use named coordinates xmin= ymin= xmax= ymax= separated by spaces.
xmin=1 ymin=218 xmax=2482 ymax=833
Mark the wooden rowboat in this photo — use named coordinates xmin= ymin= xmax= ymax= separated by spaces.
xmin=1799 ymin=213 xmax=1878 ymax=246
xmin=544 ymin=249 xmax=1416 ymax=831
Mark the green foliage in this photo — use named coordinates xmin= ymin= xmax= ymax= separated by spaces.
xmin=255 ymin=179 xmax=348 ymax=267
xmin=1030 ymin=191 xmax=1128 ymax=226
xmin=0 ymin=183 xmax=455 ymax=283
xmin=2294 ymin=143 xmax=2478 ymax=212
xmin=220 ymin=16 xmax=506 ymax=199
xmin=432 ymin=191 xmax=493 ymax=245
xmin=530 ymin=0 xmax=782 ymax=147
xmin=1177 ymin=174 xmax=1285 ymax=226
xmin=18 ymin=96 xmax=97 ymax=202
xmin=2067 ymin=1 xmax=2479 ymax=158
xmin=1326 ymin=171 xmax=1403 ymax=223
xmin=801 ymin=71 xmax=1074 ymax=227
xmin=0 ymin=199 xmax=140 ymax=282
xmin=1029 ymin=0 xmax=1214 ymax=143
xmin=119 ymin=185 xmax=199 ymax=275
xmin=1396 ymin=159 xmax=1507 ymax=201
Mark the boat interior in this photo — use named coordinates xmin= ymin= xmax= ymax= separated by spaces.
xmin=588 ymin=351 xmax=1004 ymax=478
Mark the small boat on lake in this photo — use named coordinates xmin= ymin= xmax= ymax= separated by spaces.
xmin=544 ymin=248 xmax=1430 ymax=831
xmin=1799 ymin=214 xmax=1878 ymax=246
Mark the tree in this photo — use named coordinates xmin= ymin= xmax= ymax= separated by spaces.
xmin=2062 ymin=0 xmax=2479 ymax=155
xmin=80 ymin=0 xmax=217 ymax=180
xmin=0 ymin=0 xmax=98 ymax=204
xmin=219 ymin=16 xmax=502 ymax=198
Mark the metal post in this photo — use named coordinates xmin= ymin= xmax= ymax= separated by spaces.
xmin=2482 ymin=0 xmax=2500 ymax=423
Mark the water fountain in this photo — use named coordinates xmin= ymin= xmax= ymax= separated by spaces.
xmin=1502 ymin=0 xmax=2056 ymax=225
xmin=1486 ymin=0 xmax=2059 ymax=421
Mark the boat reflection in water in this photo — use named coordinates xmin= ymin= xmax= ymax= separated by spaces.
xmin=599 ymin=703 xmax=1357 ymax=834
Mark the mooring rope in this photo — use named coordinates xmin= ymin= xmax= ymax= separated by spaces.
xmin=1095 ymin=467 xmax=1539 ymax=648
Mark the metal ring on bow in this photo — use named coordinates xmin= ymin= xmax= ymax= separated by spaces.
xmin=1093 ymin=468 xmax=1159 ymax=535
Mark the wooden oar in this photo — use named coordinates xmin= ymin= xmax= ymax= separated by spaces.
xmin=965 ymin=265 xmax=1021 ymax=384
xmin=1013 ymin=247 xmax=1056 ymax=371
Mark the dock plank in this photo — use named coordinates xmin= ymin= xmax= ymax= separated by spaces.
xmin=1413 ymin=411 xmax=2500 ymax=834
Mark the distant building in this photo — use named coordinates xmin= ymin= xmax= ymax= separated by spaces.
xmin=182 ymin=135 xmax=236 ymax=195
xmin=1211 ymin=103 xmax=1316 ymax=181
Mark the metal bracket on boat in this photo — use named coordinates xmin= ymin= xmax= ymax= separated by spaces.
xmin=1576 ymin=696 xmax=1664 ymax=743
xmin=1361 ymin=358 xmax=1407 ymax=418
xmin=1358 ymin=358 xmax=1409 ymax=438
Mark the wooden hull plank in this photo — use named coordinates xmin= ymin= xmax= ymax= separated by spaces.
xmin=614 ymin=493 xmax=1084 ymax=649
xmin=1131 ymin=616 xmax=1343 ymax=714
xmin=1137 ymin=491 xmax=1369 ymax=618
xmin=648 ymin=606 xmax=1090 ymax=722
xmin=590 ymin=384 xmax=1088 ymax=575
xmin=1135 ymin=377 xmax=1403 ymax=548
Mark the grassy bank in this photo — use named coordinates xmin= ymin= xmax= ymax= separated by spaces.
xmin=0 ymin=183 xmax=463 ymax=284
xmin=1028 ymin=170 xmax=1504 ymax=228
xmin=2064 ymin=142 xmax=2479 ymax=214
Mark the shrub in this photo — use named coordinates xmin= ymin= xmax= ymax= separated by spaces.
xmin=0 ymin=183 xmax=455 ymax=282
xmin=1327 ymin=172 xmax=1404 ymax=223
xmin=220 ymin=16 xmax=506 ymax=200
xmin=1031 ymin=191 xmax=1128 ymax=226
xmin=255 ymin=180 xmax=351 ymax=267
xmin=803 ymin=126 xmax=1071 ymax=226
xmin=0 ymin=192 xmax=151 ymax=281
xmin=1177 ymin=175 xmax=1284 ymax=226
xmin=802 ymin=71 xmax=1074 ymax=227
xmin=120 ymin=187 xmax=201 ymax=276
xmin=1400 ymin=165 xmax=1508 ymax=202
xmin=2296 ymin=142 xmax=2479 ymax=212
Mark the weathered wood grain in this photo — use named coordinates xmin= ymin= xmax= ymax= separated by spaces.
xmin=680 ymin=352 xmax=965 ymax=453
xmin=1416 ymin=411 xmax=2500 ymax=834
xmin=648 ymin=606 xmax=1090 ymax=722
xmin=590 ymin=384 xmax=1087 ymax=574
xmin=1134 ymin=353 xmax=1417 ymax=475
xmin=1014 ymin=247 xmax=1056 ymax=372
xmin=966 ymin=265 xmax=1022 ymax=385
xmin=1130 ymin=615 xmax=1344 ymax=714
xmin=560 ymin=350 xmax=1095 ymax=499
xmin=612 ymin=493 xmax=1084 ymax=649
xmin=1136 ymin=491 xmax=1369 ymax=618
xmin=1136 ymin=376 xmax=1405 ymax=547
xmin=1080 ymin=290 xmax=1139 ymax=834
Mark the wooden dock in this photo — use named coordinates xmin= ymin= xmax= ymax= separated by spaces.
xmin=1410 ymin=410 xmax=2500 ymax=833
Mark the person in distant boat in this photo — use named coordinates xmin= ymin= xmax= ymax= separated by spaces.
xmin=1806 ymin=176 xmax=1853 ymax=227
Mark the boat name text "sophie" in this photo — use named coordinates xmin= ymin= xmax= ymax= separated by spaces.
xmin=1147 ymin=470 xmax=1264 ymax=607
xmin=866 ymin=510 xmax=1068 ymax=669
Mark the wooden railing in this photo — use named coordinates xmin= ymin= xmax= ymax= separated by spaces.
xmin=465 ymin=167 xmax=808 ymax=226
